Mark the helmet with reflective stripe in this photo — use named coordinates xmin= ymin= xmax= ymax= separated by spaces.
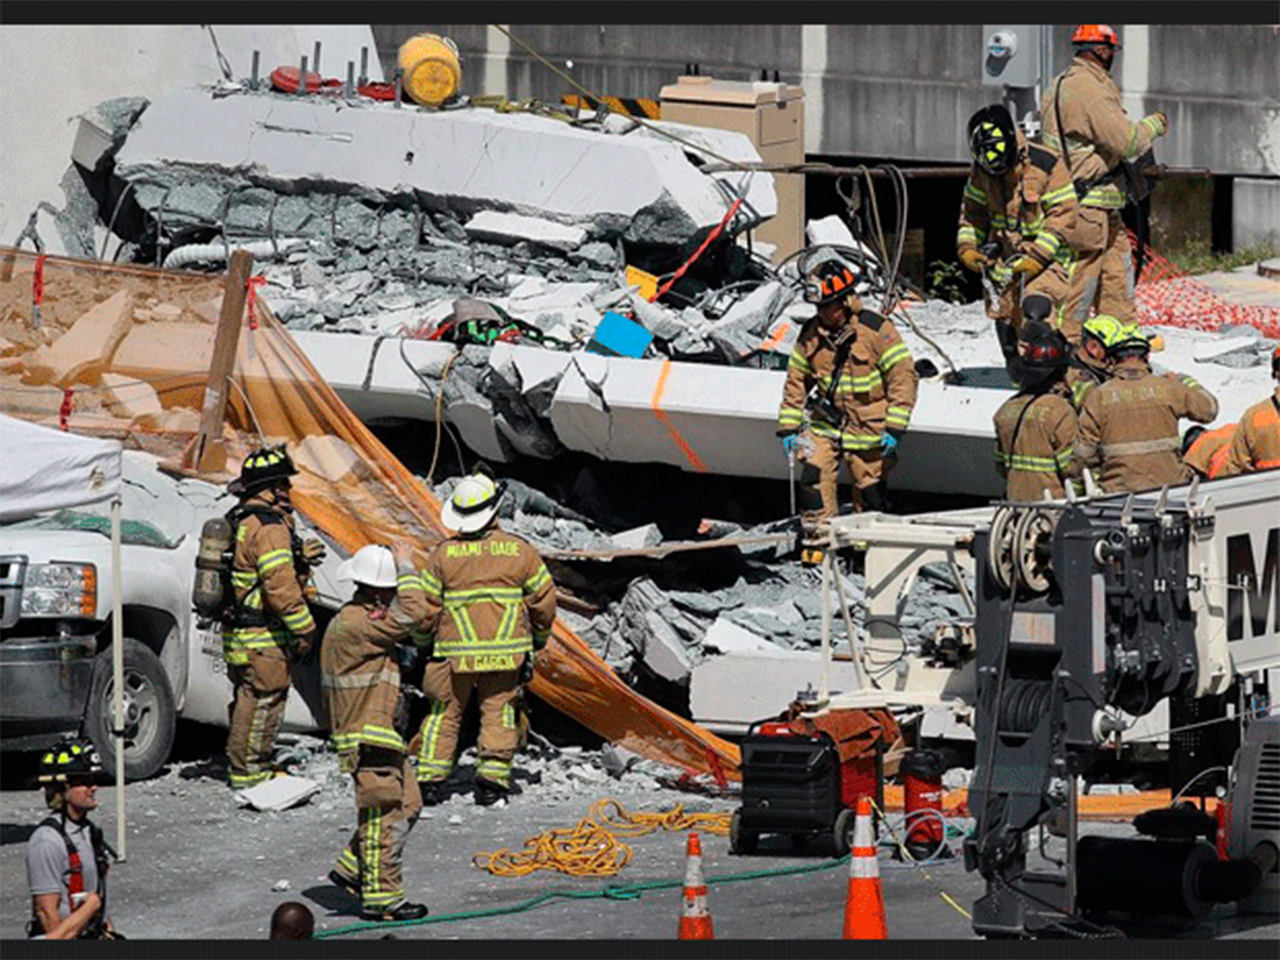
xmin=1011 ymin=321 xmax=1070 ymax=389
xmin=38 ymin=737 xmax=107 ymax=784
xmin=440 ymin=473 xmax=504 ymax=534
xmin=967 ymin=104 xmax=1016 ymax=175
xmin=1081 ymin=314 xmax=1126 ymax=350
xmin=338 ymin=544 xmax=397 ymax=589
xmin=229 ymin=444 xmax=297 ymax=496
xmin=803 ymin=250 xmax=860 ymax=305
xmin=1072 ymin=24 xmax=1121 ymax=47
xmin=1107 ymin=323 xmax=1151 ymax=360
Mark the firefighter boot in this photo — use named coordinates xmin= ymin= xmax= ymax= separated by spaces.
xmin=419 ymin=780 xmax=449 ymax=806
xmin=474 ymin=777 xmax=508 ymax=806
xmin=362 ymin=901 xmax=429 ymax=923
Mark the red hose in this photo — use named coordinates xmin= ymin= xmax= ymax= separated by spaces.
xmin=649 ymin=197 xmax=744 ymax=303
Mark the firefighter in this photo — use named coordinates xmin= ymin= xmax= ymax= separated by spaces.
xmin=993 ymin=323 xmax=1078 ymax=501
xmin=414 ymin=472 xmax=557 ymax=806
xmin=1063 ymin=313 xmax=1125 ymax=409
xmin=1220 ymin=345 xmax=1280 ymax=476
xmin=322 ymin=541 xmax=429 ymax=923
xmin=776 ymin=250 xmax=918 ymax=563
xmin=223 ymin=445 xmax=323 ymax=790
xmin=957 ymin=104 xmax=1079 ymax=354
xmin=26 ymin=738 xmax=118 ymax=939
xmin=1040 ymin=24 xmax=1169 ymax=328
xmin=1181 ymin=424 xmax=1238 ymax=480
xmin=1070 ymin=328 xmax=1218 ymax=493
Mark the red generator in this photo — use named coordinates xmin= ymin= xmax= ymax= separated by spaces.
xmin=730 ymin=719 xmax=883 ymax=856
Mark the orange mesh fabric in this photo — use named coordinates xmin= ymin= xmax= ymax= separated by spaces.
xmin=0 ymin=247 xmax=741 ymax=780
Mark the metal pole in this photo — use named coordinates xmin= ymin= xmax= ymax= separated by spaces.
xmin=299 ymin=55 xmax=308 ymax=95
xmin=312 ymin=41 xmax=322 ymax=78
xmin=251 ymin=50 xmax=260 ymax=88
xmin=346 ymin=61 xmax=355 ymax=99
xmin=111 ymin=498 xmax=126 ymax=861
xmin=394 ymin=67 xmax=403 ymax=108
xmin=359 ymin=47 xmax=369 ymax=86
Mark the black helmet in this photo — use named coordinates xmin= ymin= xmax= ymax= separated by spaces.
xmin=229 ymin=445 xmax=297 ymax=496
xmin=1011 ymin=321 xmax=1070 ymax=389
xmin=38 ymin=737 xmax=108 ymax=785
xmin=1107 ymin=327 xmax=1151 ymax=361
xmin=968 ymin=105 xmax=1017 ymax=175
xmin=803 ymin=251 xmax=860 ymax=306
xmin=1181 ymin=426 xmax=1207 ymax=458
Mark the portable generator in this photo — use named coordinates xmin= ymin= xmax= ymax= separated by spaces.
xmin=730 ymin=718 xmax=882 ymax=856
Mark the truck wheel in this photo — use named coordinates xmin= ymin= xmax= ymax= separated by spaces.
xmin=833 ymin=808 xmax=855 ymax=857
xmin=85 ymin=638 xmax=176 ymax=781
xmin=729 ymin=810 xmax=757 ymax=855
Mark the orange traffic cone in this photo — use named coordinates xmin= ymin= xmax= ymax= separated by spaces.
xmin=842 ymin=797 xmax=887 ymax=939
xmin=677 ymin=831 xmax=714 ymax=940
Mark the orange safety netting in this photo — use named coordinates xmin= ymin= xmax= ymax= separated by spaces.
xmin=1134 ymin=232 xmax=1280 ymax=338
xmin=0 ymin=246 xmax=741 ymax=781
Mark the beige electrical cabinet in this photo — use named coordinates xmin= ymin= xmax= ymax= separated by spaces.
xmin=659 ymin=75 xmax=805 ymax=264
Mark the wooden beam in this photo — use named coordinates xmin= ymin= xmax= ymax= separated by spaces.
xmin=186 ymin=249 xmax=254 ymax=473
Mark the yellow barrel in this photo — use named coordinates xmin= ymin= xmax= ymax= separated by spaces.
xmin=397 ymin=33 xmax=461 ymax=106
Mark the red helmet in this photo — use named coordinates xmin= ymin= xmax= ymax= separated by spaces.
xmin=1072 ymin=24 xmax=1122 ymax=47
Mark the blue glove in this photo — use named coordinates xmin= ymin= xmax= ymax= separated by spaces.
xmin=780 ymin=433 xmax=799 ymax=453
xmin=880 ymin=432 xmax=898 ymax=456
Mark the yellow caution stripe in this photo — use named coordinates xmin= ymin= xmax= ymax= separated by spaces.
xmin=562 ymin=94 xmax=661 ymax=120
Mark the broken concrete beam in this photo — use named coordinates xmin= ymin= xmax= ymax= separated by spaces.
xmin=609 ymin=523 xmax=663 ymax=551
xmin=99 ymin=372 xmax=163 ymax=421
xmin=488 ymin=342 xmax=573 ymax=419
xmin=114 ymin=87 xmax=775 ymax=246
xmin=21 ymin=290 xmax=133 ymax=387
xmin=465 ymin=211 xmax=587 ymax=252
xmin=690 ymin=650 xmax=828 ymax=733
xmin=617 ymin=578 xmax=699 ymax=684
xmin=699 ymin=616 xmax=789 ymax=656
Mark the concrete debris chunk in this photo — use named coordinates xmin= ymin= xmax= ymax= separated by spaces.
xmin=609 ymin=523 xmax=663 ymax=550
xmin=617 ymin=577 xmax=699 ymax=683
xmin=466 ymin=211 xmax=588 ymax=252
xmin=234 ymin=775 xmax=321 ymax=812
xmin=99 ymin=372 xmax=163 ymax=421
xmin=22 ymin=290 xmax=133 ymax=387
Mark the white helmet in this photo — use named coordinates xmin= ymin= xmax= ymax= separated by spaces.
xmin=337 ymin=544 xmax=397 ymax=589
xmin=440 ymin=473 xmax=503 ymax=534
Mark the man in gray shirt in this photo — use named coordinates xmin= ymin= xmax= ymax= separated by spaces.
xmin=25 ymin=738 xmax=117 ymax=939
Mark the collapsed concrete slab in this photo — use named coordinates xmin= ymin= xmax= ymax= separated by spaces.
xmin=113 ymin=86 xmax=775 ymax=247
xmin=689 ymin=651 xmax=827 ymax=733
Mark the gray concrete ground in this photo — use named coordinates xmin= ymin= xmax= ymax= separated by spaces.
xmin=2 ymin=729 xmax=1276 ymax=946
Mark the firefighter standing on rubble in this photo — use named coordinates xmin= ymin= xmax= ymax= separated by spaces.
xmin=1220 ymin=345 xmax=1280 ymax=476
xmin=993 ymin=322 xmax=1078 ymax=501
xmin=414 ymin=472 xmax=557 ymax=806
xmin=776 ymin=250 xmax=918 ymax=563
xmin=1040 ymin=24 xmax=1170 ymax=329
xmin=957 ymin=104 xmax=1080 ymax=354
xmin=322 ymin=541 xmax=429 ymax=923
xmin=1069 ymin=328 xmax=1218 ymax=492
xmin=223 ymin=446 xmax=323 ymax=790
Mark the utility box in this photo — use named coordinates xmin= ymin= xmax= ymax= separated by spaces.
xmin=982 ymin=25 xmax=1041 ymax=87
xmin=659 ymin=75 xmax=805 ymax=264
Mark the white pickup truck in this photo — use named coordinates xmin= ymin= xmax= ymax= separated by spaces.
xmin=0 ymin=451 xmax=342 ymax=780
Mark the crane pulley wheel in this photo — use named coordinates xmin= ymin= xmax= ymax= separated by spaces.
xmin=1012 ymin=507 xmax=1059 ymax=595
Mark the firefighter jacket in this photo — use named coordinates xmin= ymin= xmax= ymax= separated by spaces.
xmin=1070 ymin=363 xmax=1219 ymax=492
xmin=1063 ymin=351 xmax=1109 ymax=409
xmin=957 ymin=131 xmax=1079 ymax=271
xmin=224 ymin=496 xmax=316 ymax=665
xmin=1221 ymin=388 xmax=1280 ymax=476
xmin=1183 ymin=423 xmax=1238 ymax=480
xmin=1040 ymin=55 xmax=1165 ymax=210
xmin=419 ymin=527 xmax=556 ymax=672
xmin=320 ymin=562 xmax=427 ymax=764
xmin=777 ymin=301 xmax=918 ymax=453
xmin=994 ymin=389 xmax=1078 ymax=501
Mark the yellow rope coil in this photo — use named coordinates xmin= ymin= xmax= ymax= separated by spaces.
xmin=474 ymin=798 xmax=732 ymax=878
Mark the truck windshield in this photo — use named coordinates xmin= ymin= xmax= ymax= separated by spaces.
xmin=3 ymin=509 xmax=178 ymax=548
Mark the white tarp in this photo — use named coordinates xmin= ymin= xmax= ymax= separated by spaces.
xmin=0 ymin=414 xmax=122 ymax=520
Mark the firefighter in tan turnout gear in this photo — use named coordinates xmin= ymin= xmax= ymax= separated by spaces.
xmin=1220 ymin=346 xmax=1280 ymax=477
xmin=414 ymin=473 xmax=557 ymax=806
xmin=223 ymin=446 xmax=322 ymax=790
xmin=957 ymin=104 xmax=1080 ymax=353
xmin=1070 ymin=328 xmax=1218 ymax=493
xmin=776 ymin=250 xmax=918 ymax=564
xmin=322 ymin=542 xmax=429 ymax=923
xmin=993 ymin=323 xmax=1078 ymax=502
xmin=1040 ymin=24 xmax=1170 ymax=328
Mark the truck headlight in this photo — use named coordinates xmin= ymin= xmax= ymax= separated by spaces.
xmin=20 ymin=563 xmax=96 ymax=618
